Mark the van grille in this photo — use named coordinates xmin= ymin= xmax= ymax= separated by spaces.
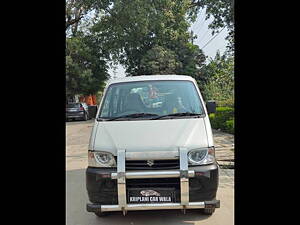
xmin=126 ymin=178 xmax=180 ymax=188
xmin=125 ymin=159 xmax=179 ymax=170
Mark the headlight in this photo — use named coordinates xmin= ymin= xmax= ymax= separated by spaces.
xmin=188 ymin=147 xmax=215 ymax=165
xmin=88 ymin=151 xmax=116 ymax=167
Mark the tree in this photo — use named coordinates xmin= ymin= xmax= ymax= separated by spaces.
xmin=140 ymin=45 xmax=182 ymax=75
xmin=176 ymin=42 xmax=206 ymax=77
xmin=91 ymin=0 xmax=194 ymax=76
xmin=65 ymin=0 xmax=234 ymax=99
xmin=66 ymin=0 xmax=112 ymax=36
xmin=199 ymin=51 xmax=234 ymax=105
xmin=66 ymin=1 xmax=112 ymax=99
xmin=66 ymin=36 xmax=109 ymax=97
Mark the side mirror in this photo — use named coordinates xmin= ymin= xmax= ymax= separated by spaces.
xmin=206 ymin=100 xmax=216 ymax=114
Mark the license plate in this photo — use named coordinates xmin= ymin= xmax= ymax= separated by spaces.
xmin=128 ymin=188 xmax=175 ymax=203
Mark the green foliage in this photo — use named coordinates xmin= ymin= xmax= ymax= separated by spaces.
xmin=209 ymin=106 xmax=234 ymax=134
xmin=91 ymin=0 xmax=197 ymax=76
xmin=177 ymin=42 xmax=206 ymax=77
xmin=140 ymin=45 xmax=182 ymax=75
xmin=216 ymin=106 xmax=234 ymax=118
xmin=65 ymin=1 xmax=113 ymax=99
xmin=199 ymin=52 xmax=234 ymax=106
xmin=66 ymin=36 xmax=109 ymax=97
xmin=65 ymin=0 xmax=234 ymax=105
xmin=217 ymin=98 xmax=234 ymax=107
xmin=225 ymin=119 xmax=234 ymax=134
xmin=203 ymin=51 xmax=234 ymax=134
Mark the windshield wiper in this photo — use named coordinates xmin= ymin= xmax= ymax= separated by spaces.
xmin=151 ymin=112 xmax=203 ymax=120
xmin=99 ymin=113 xmax=159 ymax=121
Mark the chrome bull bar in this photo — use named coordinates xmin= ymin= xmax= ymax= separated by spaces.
xmin=111 ymin=170 xmax=195 ymax=179
xmin=91 ymin=202 xmax=205 ymax=212
xmin=88 ymin=148 xmax=220 ymax=215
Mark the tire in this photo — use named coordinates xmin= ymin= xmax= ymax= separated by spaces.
xmin=202 ymin=207 xmax=216 ymax=215
xmin=83 ymin=113 xmax=88 ymax=121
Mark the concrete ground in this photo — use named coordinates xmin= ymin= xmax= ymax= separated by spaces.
xmin=66 ymin=120 xmax=234 ymax=225
xmin=213 ymin=129 xmax=234 ymax=168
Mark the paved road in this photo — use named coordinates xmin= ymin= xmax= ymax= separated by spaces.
xmin=66 ymin=120 xmax=234 ymax=225
xmin=213 ymin=129 xmax=234 ymax=168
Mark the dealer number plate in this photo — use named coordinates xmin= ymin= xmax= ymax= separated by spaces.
xmin=128 ymin=188 xmax=175 ymax=203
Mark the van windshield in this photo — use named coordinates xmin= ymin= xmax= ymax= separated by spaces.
xmin=98 ymin=80 xmax=204 ymax=120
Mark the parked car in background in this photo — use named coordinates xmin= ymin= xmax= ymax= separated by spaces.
xmin=66 ymin=102 xmax=90 ymax=121
xmin=81 ymin=102 xmax=89 ymax=112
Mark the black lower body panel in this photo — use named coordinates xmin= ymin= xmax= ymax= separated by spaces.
xmin=86 ymin=168 xmax=118 ymax=205
xmin=86 ymin=163 xmax=219 ymax=205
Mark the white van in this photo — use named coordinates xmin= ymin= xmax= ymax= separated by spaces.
xmin=86 ymin=75 xmax=220 ymax=216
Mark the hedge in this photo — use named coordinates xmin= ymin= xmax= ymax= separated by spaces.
xmin=225 ymin=119 xmax=234 ymax=134
xmin=209 ymin=107 xmax=234 ymax=134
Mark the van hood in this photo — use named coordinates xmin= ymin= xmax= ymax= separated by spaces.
xmin=92 ymin=118 xmax=209 ymax=155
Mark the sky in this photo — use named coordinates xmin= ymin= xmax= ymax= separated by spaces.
xmin=190 ymin=9 xmax=229 ymax=60
xmin=108 ymin=9 xmax=229 ymax=79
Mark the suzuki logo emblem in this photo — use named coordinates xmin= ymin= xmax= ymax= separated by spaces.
xmin=147 ymin=160 xmax=154 ymax=167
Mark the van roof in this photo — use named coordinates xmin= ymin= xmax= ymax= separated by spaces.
xmin=106 ymin=75 xmax=196 ymax=86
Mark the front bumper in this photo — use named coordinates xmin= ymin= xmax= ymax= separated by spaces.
xmin=87 ymin=200 xmax=220 ymax=213
xmin=86 ymin=164 xmax=219 ymax=204
xmin=86 ymin=148 xmax=220 ymax=214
